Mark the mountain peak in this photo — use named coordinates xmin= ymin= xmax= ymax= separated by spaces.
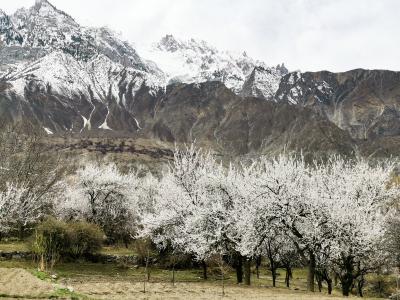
xmin=156 ymin=34 xmax=216 ymax=55
xmin=276 ymin=63 xmax=289 ymax=75
xmin=157 ymin=34 xmax=182 ymax=52
xmin=34 ymin=0 xmax=56 ymax=10
xmin=30 ymin=0 xmax=76 ymax=23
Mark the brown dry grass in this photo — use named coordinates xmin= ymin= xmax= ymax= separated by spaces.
xmin=0 ymin=267 xmax=54 ymax=298
xmin=72 ymin=280 xmax=381 ymax=300
xmin=0 ymin=266 xmax=383 ymax=300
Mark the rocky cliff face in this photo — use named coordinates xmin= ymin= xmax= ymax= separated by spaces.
xmin=276 ymin=69 xmax=400 ymax=141
xmin=0 ymin=0 xmax=399 ymax=158
xmin=132 ymin=82 xmax=355 ymax=156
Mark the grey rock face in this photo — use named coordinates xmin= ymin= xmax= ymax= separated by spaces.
xmin=276 ymin=69 xmax=400 ymax=140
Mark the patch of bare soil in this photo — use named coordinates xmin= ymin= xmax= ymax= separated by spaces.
xmin=73 ymin=280 xmax=367 ymax=300
xmin=0 ymin=268 xmax=54 ymax=298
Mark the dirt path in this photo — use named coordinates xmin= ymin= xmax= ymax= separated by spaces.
xmin=0 ymin=268 xmax=54 ymax=298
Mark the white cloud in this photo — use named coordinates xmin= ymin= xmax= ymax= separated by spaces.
xmin=2 ymin=0 xmax=400 ymax=72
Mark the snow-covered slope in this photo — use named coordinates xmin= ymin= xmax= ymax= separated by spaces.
xmin=1 ymin=1 xmax=288 ymax=102
xmin=0 ymin=0 xmax=292 ymax=135
xmin=138 ymin=34 xmax=288 ymax=99
xmin=10 ymin=0 xmax=80 ymax=49
xmin=0 ymin=0 xmax=165 ymax=100
xmin=1 ymin=0 xmax=162 ymax=72
xmin=3 ymin=50 xmax=163 ymax=100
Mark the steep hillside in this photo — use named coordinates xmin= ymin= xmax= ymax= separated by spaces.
xmin=276 ymin=69 xmax=400 ymax=140
xmin=0 ymin=0 xmax=399 ymax=158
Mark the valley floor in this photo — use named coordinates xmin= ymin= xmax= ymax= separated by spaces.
xmin=0 ymin=243 xmax=387 ymax=300
xmin=0 ymin=265 xmax=383 ymax=300
xmin=70 ymin=280 xmax=379 ymax=300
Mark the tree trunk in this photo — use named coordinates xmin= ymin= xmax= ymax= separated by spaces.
xmin=255 ymin=256 xmax=261 ymax=279
xmin=19 ymin=225 xmax=25 ymax=240
xmin=123 ymin=235 xmax=130 ymax=248
xmin=307 ymin=252 xmax=316 ymax=292
xmin=327 ymin=278 xmax=333 ymax=295
xmin=267 ymin=251 xmax=277 ymax=287
xmin=244 ymin=258 xmax=251 ymax=286
xmin=172 ymin=265 xmax=175 ymax=286
xmin=285 ymin=268 xmax=290 ymax=288
xmin=317 ymin=275 xmax=322 ymax=292
xmin=144 ymin=249 xmax=150 ymax=293
xmin=342 ymin=281 xmax=352 ymax=297
xmin=39 ymin=254 xmax=45 ymax=272
xmin=341 ymin=256 xmax=354 ymax=297
xmin=202 ymin=260 xmax=208 ymax=280
xmin=220 ymin=256 xmax=225 ymax=296
xmin=235 ymin=254 xmax=243 ymax=284
xmin=357 ymin=275 xmax=365 ymax=297
xmin=272 ymin=268 xmax=277 ymax=287
xmin=222 ymin=270 xmax=225 ymax=296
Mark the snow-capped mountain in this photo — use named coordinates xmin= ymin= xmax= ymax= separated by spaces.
xmin=1 ymin=0 xmax=399 ymax=158
xmin=0 ymin=0 xmax=287 ymax=102
xmin=3 ymin=0 xmax=154 ymax=70
xmin=0 ymin=0 xmax=290 ymax=115
xmin=138 ymin=34 xmax=288 ymax=99
xmin=0 ymin=0 xmax=164 ymax=97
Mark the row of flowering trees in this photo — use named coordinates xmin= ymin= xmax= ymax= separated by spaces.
xmin=1 ymin=142 xmax=400 ymax=296
xmin=139 ymin=145 xmax=400 ymax=296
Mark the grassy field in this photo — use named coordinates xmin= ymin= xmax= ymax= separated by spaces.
xmin=0 ymin=242 xmax=392 ymax=299
xmin=1 ymin=265 xmax=386 ymax=300
xmin=0 ymin=240 xmax=29 ymax=252
xmin=99 ymin=245 xmax=136 ymax=256
xmin=0 ymin=259 xmax=388 ymax=300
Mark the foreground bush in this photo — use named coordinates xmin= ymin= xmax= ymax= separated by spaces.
xmin=31 ymin=219 xmax=104 ymax=269
xmin=31 ymin=218 xmax=69 ymax=271
xmin=67 ymin=221 xmax=104 ymax=258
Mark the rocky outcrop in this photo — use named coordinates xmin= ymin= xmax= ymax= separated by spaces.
xmin=276 ymin=69 xmax=400 ymax=141
xmin=0 ymin=80 xmax=356 ymax=156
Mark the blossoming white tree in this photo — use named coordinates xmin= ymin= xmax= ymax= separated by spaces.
xmin=140 ymin=145 xmax=256 ymax=291
xmin=315 ymin=157 xmax=398 ymax=296
xmin=0 ymin=184 xmax=32 ymax=237
xmin=0 ymin=122 xmax=63 ymax=238
xmin=58 ymin=162 xmax=138 ymax=244
xmin=139 ymin=144 xmax=400 ymax=295
xmin=140 ymin=145 xmax=232 ymax=258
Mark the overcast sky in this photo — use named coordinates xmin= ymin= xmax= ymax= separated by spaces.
xmin=2 ymin=0 xmax=400 ymax=72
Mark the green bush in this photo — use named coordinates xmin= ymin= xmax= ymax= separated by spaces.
xmin=31 ymin=218 xmax=69 ymax=271
xmin=67 ymin=221 xmax=104 ymax=258
xmin=133 ymin=238 xmax=155 ymax=265
xmin=31 ymin=219 xmax=104 ymax=269
xmin=367 ymin=274 xmax=396 ymax=298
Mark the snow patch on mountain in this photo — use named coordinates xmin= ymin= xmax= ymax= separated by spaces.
xmin=138 ymin=34 xmax=288 ymax=98
xmin=98 ymin=107 xmax=111 ymax=130
xmin=2 ymin=50 xmax=163 ymax=101
xmin=276 ymin=71 xmax=336 ymax=105
xmin=241 ymin=66 xmax=287 ymax=100
xmin=1 ymin=0 xmax=290 ymax=116
xmin=9 ymin=0 xmax=80 ymax=49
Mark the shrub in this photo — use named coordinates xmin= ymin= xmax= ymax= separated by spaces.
xmin=31 ymin=219 xmax=104 ymax=268
xmin=31 ymin=218 xmax=69 ymax=271
xmin=67 ymin=221 xmax=104 ymax=258
xmin=367 ymin=274 xmax=396 ymax=298
xmin=133 ymin=238 xmax=154 ymax=265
